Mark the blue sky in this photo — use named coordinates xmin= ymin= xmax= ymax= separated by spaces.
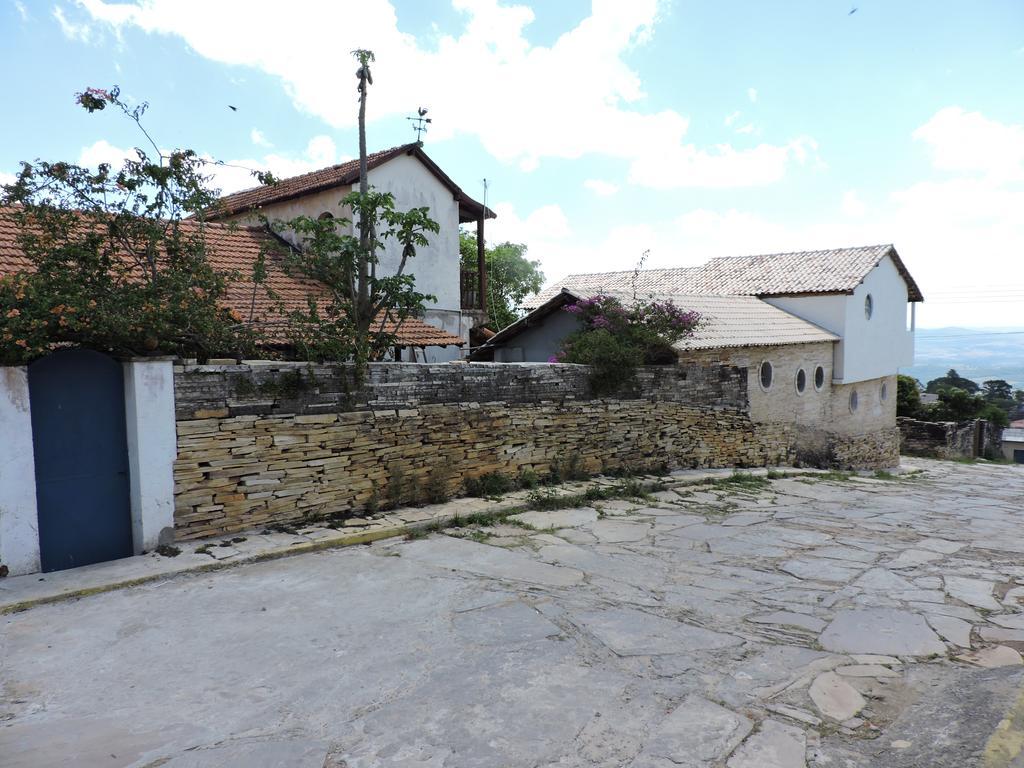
xmin=3 ymin=0 xmax=1023 ymax=328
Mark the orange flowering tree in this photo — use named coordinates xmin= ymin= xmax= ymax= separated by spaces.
xmin=0 ymin=87 xmax=266 ymax=364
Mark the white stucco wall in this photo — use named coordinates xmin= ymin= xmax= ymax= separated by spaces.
xmin=123 ymin=359 xmax=177 ymax=552
xmin=225 ymin=153 xmax=462 ymax=316
xmin=366 ymin=154 xmax=461 ymax=312
xmin=764 ymin=255 xmax=914 ymax=384
xmin=0 ymin=366 xmax=41 ymax=576
xmin=840 ymin=255 xmax=914 ymax=382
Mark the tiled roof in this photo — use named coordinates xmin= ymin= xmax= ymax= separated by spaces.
xmin=697 ymin=245 xmax=923 ymax=301
xmin=524 ymin=267 xmax=703 ymax=310
xmin=586 ymin=291 xmax=839 ymax=350
xmin=207 ymin=143 xmax=495 ymax=224
xmin=527 ymin=244 xmax=923 ymax=308
xmin=480 ymin=288 xmax=836 ymax=355
xmin=0 ymin=207 xmax=463 ymax=349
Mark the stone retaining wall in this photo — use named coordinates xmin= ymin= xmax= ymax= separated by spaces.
xmin=171 ymin=361 xmax=895 ymax=540
xmin=898 ymin=417 xmax=1002 ymax=460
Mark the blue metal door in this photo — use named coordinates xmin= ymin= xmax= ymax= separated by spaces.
xmin=29 ymin=349 xmax=133 ymax=572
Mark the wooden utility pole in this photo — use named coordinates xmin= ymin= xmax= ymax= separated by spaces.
xmin=353 ymin=49 xmax=374 ymax=314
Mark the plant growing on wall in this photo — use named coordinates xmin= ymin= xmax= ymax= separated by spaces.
xmin=0 ymin=87 xmax=269 ymax=365
xmin=555 ymin=294 xmax=701 ymax=396
xmin=274 ymin=50 xmax=439 ymax=375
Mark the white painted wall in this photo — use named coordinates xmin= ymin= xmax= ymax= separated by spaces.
xmin=0 ymin=366 xmax=40 ymax=576
xmin=123 ymin=359 xmax=177 ymax=552
xmin=841 ymin=255 xmax=914 ymax=382
xmin=366 ymin=154 xmax=461 ymax=312
xmin=227 ymin=153 xmax=467 ymax=354
xmin=764 ymin=255 xmax=914 ymax=384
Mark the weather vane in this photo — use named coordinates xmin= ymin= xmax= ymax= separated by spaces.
xmin=407 ymin=107 xmax=431 ymax=144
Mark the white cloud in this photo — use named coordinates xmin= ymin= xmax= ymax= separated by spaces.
xmin=250 ymin=128 xmax=272 ymax=148
xmin=747 ymin=87 xmax=758 ymax=103
xmin=841 ymin=190 xmax=866 ymax=218
xmin=0 ymin=171 xmax=17 ymax=187
xmin=14 ymin=1 xmax=28 ymax=21
xmin=913 ymin=106 xmax=1024 ymax=181
xmin=724 ymin=110 xmax=741 ymax=127
xmin=75 ymin=0 xmax=812 ymax=189
xmin=734 ymin=123 xmax=756 ymax=135
xmin=53 ymin=5 xmax=93 ymax=41
xmin=583 ymin=179 xmax=619 ymax=196
xmin=628 ymin=137 xmax=817 ymax=189
xmin=76 ymin=135 xmax=345 ymax=195
xmin=530 ymin=109 xmax=1024 ymax=328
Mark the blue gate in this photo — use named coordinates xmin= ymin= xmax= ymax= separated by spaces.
xmin=29 ymin=349 xmax=133 ymax=572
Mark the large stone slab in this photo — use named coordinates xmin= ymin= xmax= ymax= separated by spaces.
xmin=634 ymin=694 xmax=752 ymax=768
xmin=819 ymin=609 xmax=947 ymax=656
xmin=944 ymin=576 xmax=1001 ymax=611
xmin=573 ymin=607 xmax=742 ymax=656
xmin=727 ymin=719 xmax=806 ymax=768
xmin=591 ymin=519 xmax=652 ymax=543
xmin=809 ymin=671 xmax=867 ymax=721
xmin=400 ymin=537 xmax=584 ymax=588
xmin=780 ymin=558 xmax=862 ymax=584
xmin=926 ymin=614 xmax=973 ymax=648
xmin=508 ymin=507 xmax=599 ymax=530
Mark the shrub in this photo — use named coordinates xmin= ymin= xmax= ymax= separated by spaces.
xmin=556 ymin=295 xmax=700 ymax=396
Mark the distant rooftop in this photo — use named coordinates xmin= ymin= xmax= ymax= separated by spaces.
xmin=527 ymin=244 xmax=923 ymax=308
xmin=207 ymin=143 xmax=495 ymax=224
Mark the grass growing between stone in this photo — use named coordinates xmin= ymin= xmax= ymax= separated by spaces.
xmin=709 ymin=472 xmax=771 ymax=492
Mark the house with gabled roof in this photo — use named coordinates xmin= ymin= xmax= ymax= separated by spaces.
xmin=480 ymin=244 xmax=924 ymax=468
xmin=206 ymin=142 xmax=495 ymax=362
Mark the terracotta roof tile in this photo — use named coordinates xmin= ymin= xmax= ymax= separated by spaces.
xmin=207 ymin=145 xmax=409 ymax=219
xmin=206 ymin=143 xmax=495 ymax=223
xmin=528 ymin=244 xmax=923 ymax=307
xmin=0 ymin=207 xmax=463 ymax=349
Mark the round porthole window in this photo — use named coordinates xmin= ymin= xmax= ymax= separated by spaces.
xmin=864 ymin=294 xmax=873 ymax=320
xmin=814 ymin=366 xmax=825 ymax=390
xmin=795 ymin=368 xmax=807 ymax=394
xmin=759 ymin=361 xmax=774 ymax=390
xmin=849 ymin=390 xmax=859 ymax=413
xmin=880 ymin=381 xmax=889 ymax=401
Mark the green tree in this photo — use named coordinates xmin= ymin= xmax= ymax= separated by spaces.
xmin=460 ymin=233 xmax=544 ymax=331
xmin=982 ymin=379 xmax=1014 ymax=401
xmin=0 ymin=87 xmax=263 ymax=365
xmin=896 ymin=374 xmax=922 ymax=417
xmin=276 ymin=50 xmax=439 ymax=374
xmin=926 ymin=368 xmax=979 ymax=394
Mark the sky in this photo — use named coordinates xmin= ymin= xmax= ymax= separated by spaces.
xmin=2 ymin=0 xmax=1023 ymax=329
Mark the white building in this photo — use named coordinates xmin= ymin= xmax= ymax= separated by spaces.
xmin=477 ymin=244 xmax=923 ymax=468
xmin=208 ymin=143 xmax=495 ymax=362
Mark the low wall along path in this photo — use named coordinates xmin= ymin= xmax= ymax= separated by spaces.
xmin=172 ymin=362 xmax=793 ymax=539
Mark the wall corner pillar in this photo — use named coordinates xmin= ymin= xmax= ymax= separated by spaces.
xmin=0 ymin=366 xmax=41 ymax=575
xmin=123 ymin=358 xmax=177 ymax=553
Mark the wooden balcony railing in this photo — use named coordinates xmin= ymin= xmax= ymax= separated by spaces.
xmin=461 ymin=268 xmax=482 ymax=310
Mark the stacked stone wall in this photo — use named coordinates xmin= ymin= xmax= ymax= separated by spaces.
xmin=898 ymin=417 xmax=1002 ymax=460
xmin=171 ymin=361 xmax=893 ymax=539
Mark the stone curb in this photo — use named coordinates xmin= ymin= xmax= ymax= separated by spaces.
xmin=0 ymin=465 xmax=897 ymax=615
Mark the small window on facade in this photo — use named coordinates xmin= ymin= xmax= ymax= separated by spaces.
xmin=849 ymin=390 xmax=859 ymax=413
xmin=318 ymin=211 xmax=334 ymax=220
xmin=880 ymin=381 xmax=889 ymax=401
xmin=759 ymin=361 xmax=773 ymax=390
xmin=795 ymin=368 xmax=807 ymax=394
xmin=814 ymin=366 xmax=825 ymax=390
xmin=864 ymin=294 xmax=873 ymax=320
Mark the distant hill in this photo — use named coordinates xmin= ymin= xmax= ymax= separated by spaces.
xmin=902 ymin=327 xmax=1024 ymax=390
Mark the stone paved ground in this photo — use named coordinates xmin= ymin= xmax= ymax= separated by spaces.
xmin=3 ymin=459 xmax=1024 ymax=767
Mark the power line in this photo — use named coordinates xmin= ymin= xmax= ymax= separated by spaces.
xmin=917 ymin=330 xmax=1024 ymax=339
